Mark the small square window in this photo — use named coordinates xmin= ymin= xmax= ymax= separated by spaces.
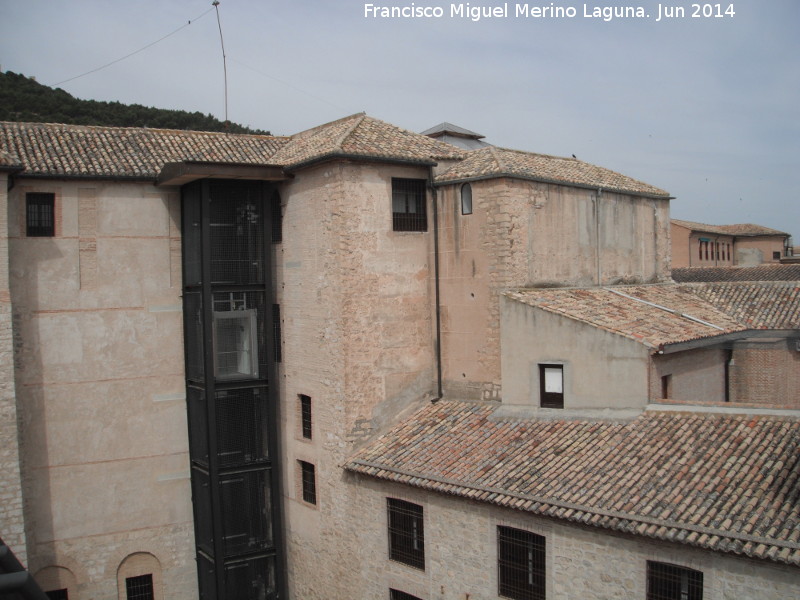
xmin=646 ymin=561 xmax=703 ymax=600
xmin=26 ymin=192 xmax=55 ymax=237
xmin=300 ymin=394 xmax=312 ymax=440
xmin=392 ymin=178 xmax=427 ymax=232
xmin=125 ymin=574 xmax=154 ymax=600
xmin=773 ymin=251 xmax=781 ymax=260
xmin=539 ymin=364 xmax=564 ymax=409
xmin=498 ymin=526 xmax=546 ymax=600
xmin=299 ymin=460 xmax=316 ymax=505
xmin=387 ymin=498 xmax=424 ymax=569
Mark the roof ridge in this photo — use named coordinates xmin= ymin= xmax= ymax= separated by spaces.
xmin=288 ymin=112 xmax=366 ymax=141
xmin=0 ymin=120 xmax=286 ymax=140
xmin=332 ymin=113 xmax=367 ymax=150
xmin=487 ymin=145 xmax=507 ymax=173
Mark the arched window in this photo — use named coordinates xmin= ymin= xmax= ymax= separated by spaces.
xmin=117 ymin=553 xmax=162 ymax=600
xmin=460 ymin=183 xmax=473 ymax=215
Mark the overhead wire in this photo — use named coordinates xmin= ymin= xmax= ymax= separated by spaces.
xmin=50 ymin=6 xmax=215 ymax=87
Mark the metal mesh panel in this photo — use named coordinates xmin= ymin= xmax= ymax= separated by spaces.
xmin=209 ymin=181 xmax=265 ymax=285
xmin=220 ymin=470 xmax=273 ymax=556
xmin=498 ymin=526 xmax=546 ymax=600
xmin=125 ymin=574 xmax=154 ymax=600
xmin=187 ymin=386 xmax=209 ymax=466
xmin=216 ymin=388 xmax=269 ymax=468
xmin=183 ymin=183 xmax=203 ymax=286
xmin=197 ymin=554 xmax=217 ymax=600
xmin=184 ymin=292 xmax=205 ymax=381
xmin=387 ymin=498 xmax=425 ymax=569
xmin=392 ymin=178 xmax=427 ymax=232
xmin=191 ymin=468 xmax=214 ymax=555
xmin=212 ymin=291 xmax=268 ymax=381
xmin=224 ymin=556 xmax=276 ymax=600
xmin=647 ymin=561 xmax=703 ymax=600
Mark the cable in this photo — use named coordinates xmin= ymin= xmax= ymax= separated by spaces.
xmin=51 ymin=7 xmax=215 ymax=87
xmin=212 ymin=1 xmax=229 ymax=127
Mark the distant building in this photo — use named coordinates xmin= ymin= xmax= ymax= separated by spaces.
xmin=1 ymin=116 xmax=797 ymax=600
xmin=671 ymin=219 xmax=791 ymax=268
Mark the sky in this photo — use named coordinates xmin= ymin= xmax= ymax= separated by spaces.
xmin=1 ymin=0 xmax=798 ymax=242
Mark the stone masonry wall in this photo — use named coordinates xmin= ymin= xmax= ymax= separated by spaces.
xmin=339 ymin=475 xmax=800 ymax=600
xmin=0 ymin=172 xmax=27 ymax=563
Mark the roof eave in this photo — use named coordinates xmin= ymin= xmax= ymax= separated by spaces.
xmin=283 ymin=152 xmax=439 ymax=173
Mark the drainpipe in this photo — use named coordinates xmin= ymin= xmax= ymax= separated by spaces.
xmin=595 ymin=188 xmax=603 ymax=286
xmin=429 ymin=166 xmax=443 ymax=402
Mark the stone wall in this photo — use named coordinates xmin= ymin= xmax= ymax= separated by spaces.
xmin=7 ymin=179 xmax=195 ymax=598
xmin=338 ymin=475 xmax=800 ymax=600
xmin=0 ymin=172 xmax=27 ymax=563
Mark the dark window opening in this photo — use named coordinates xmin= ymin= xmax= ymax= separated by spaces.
xmin=390 ymin=590 xmax=424 ymax=600
xmin=661 ymin=374 xmax=672 ymax=400
xmin=647 ymin=561 xmax=703 ymax=600
xmin=300 ymin=394 xmax=312 ymax=439
xmin=539 ymin=364 xmax=564 ymax=409
xmin=300 ymin=460 xmax=317 ymax=505
xmin=273 ymin=303 xmax=282 ymax=363
xmin=26 ymin=192 xmax=55 ymax=237
xmin=498 ymin=526 xmax=546 ymax=600
xmin=125 ymin=574 xmax=154 ymax=600
xmin=387 ymin=498 xmax=424 ymax=569
xmin=773 ymin=251 xmax=781 ymax=260
xmin=461 ymin=182 xmax=473 ymax=215
xmin=46 ymin=590 xmax=69 ymax=600
xmin=271 ymin=191 xmax=282 ymax=243
xmin=392 ymin=178 xmax=427 ymax=232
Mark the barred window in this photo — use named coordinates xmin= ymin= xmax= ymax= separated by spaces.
xmin=46 ymin=591 xmax=69 ymax=600
xmin=300 ymin=394 xmax=312 ymax=440
xmin=390 ymin=589 xmax=424 ymax=600
xmin=392 ymin=178 xmax=427 ymax=232
xmin=647 ymin=561 xmax=703 ymax=600
xmin=125 ymin=574 xmax=154 ymax=600
xmin=300 ymin=460 xmax=317 ymax=505
xmin=26 ymin=192 xmax=55 ymax=237
xmin=387 ymin=498 xmax=424 ymax=569
xmin=498 ymin=526 xmax=546 ymax=600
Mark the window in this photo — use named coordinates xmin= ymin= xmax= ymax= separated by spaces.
xmin=46 ymin=591 xmax=69 ymax=600
xmin=387 ymin=498 xmax=424 ymax=569
xmin=390 ymin=590 xmax=424 ymax=600
xmin=300 ymin=460 xmax=316 ymax=505
xmin=26 ymin=192 xmax=55 ymax=237
xmin=773 ymin=251 xmax=781 ymax=260
xmin=661 ymin=374 xmax=672 ymax=399
xmin=461 ymin=182 xmax=473 ymax=215
xmin=272 ymin=303 xmax=282 ymax=363
xmin=125 ymin=574 xmax=154 ymax=600
xmin=646 ymin=561 xmax=703 ymax=600
xmin=392 ymin=178 xmax=427 ymax=232
xmin=498 ymin=526 xmax=546 ymax=600
xmin=213 ymin=309 xmax=259 ymax=380
xmin=300 ymin=394 xmax=312 ymax=439
xmin=539 ymin=364 xmax=564 ymax=409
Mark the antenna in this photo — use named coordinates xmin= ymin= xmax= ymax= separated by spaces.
xmin=212 ymin=0 xmax=229 ymax=129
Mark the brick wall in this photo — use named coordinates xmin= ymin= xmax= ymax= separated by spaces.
xmin=730 ymin=340 xmax=800 ymax=407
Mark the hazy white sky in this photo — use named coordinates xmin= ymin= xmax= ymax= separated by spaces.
xmin=1 ymin=1 xmax=798 ymax=240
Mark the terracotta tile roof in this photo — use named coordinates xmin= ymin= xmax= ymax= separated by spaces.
xmin=672 ymin=219 xmax=789 ymax=237
xmin=691 ymin=282 xmax=800 ymax=330
xmin=673 ymin=265 xmax=800 ymax=283
xmin=272 ymin=113 xmax=465 ymax=169
xmin=346 ymin=400 xmax=800 ymax=566
xmin=0 ymin=121 xmax=289 ymax=179
xmin=507 ymin=285 xmax=746 ymax=349
xmin=508 ymin=282 xmax=800 ymax=349
xmin=434 ymin=146 xmax=670 ymax=198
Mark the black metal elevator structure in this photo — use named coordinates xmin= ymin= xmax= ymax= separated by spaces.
xmin=181 ymin=179 xmax=284 ymax=599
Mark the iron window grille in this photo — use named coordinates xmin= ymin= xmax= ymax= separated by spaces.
xmin=46 ymin=590 xmax=69 ymax=600
xmin=387 ymin=498 xmax=425 ymax=569
xmin=26 ymin=192 xmax=55 ymax=237
xmin=300 ymin=460 xmax=317 ymax=504
xmin=539 ymin=364 xmax=564 ymax=409
xmin=646 ymin=561 xmax=703 ymax=600
xmin=125 ymin=574 xmax=154 ymax=600
xmin=300 ymin=394 xmax=312 ymax=440
xmin=498 ymin=526 xmax=546 ymax=600
xmin=390 ymin=590 xmax=424 ymax=600
xmin=392 ymin=178 xmax=427 ymax=232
